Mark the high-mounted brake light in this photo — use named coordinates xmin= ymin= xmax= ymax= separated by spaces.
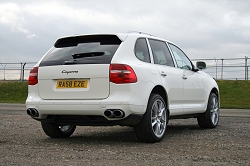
xmin=28 ymin=67 xmax=38 ymax=85
xmin=110 ymin=64 xmax=137 ymax=84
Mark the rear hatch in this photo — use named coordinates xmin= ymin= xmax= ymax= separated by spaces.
xmin=38 ymin=34 xmax=122 ymax=100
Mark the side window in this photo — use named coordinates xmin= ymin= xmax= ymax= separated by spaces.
xmin=148 ymin=39 xmax=174 ymax=67
xmin=169 ymin=44 xmax=193 ymax=70
xmin=134 ymin=38 xmax=151 ymax=63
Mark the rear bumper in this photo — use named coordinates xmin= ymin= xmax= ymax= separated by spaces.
xmin=26 ymin=99 xmax=145 ymax=126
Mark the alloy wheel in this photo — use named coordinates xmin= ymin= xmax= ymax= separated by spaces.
xmin=151 ymin=99 xmax=167 ymax=138
xmin=210 ymin=96 xmax=219 ymax=125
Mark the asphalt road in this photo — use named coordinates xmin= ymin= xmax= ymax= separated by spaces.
xmin=0 ymin=104 xmax=249 ymax=165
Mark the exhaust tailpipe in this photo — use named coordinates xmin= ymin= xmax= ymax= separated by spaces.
xmin=27 ymin=108 xmax=39 ymax=117
xmin=104 ymin=109 xmax=125 ymax=118
xmin=113 ymin=110 xmax=125 ymax=118
xmin=104 ymin=110 xmax=114 ymax=118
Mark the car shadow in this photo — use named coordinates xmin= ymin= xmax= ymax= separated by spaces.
xmin=40 ymin=122 xmax=205 ymax=144
xmin=42 ymin=126 xmax=138 ymax=144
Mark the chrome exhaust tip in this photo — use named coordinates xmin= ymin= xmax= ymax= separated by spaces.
xmin=113 ymin=110 xmax=125 ymax=118
xmin=104 ymin=109 xmax=125 ymax=118
xmin=104 ymin=110 xmax=114 ymax=118
xmin=27 ymin=108 xmax=39 ymax=117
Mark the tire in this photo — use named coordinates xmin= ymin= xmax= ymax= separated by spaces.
xmin=197 ymin=93 xmax=219 ymax=128
xmin=41 ymin=122 xmax=76 ymax=138
xmin=134 ymin=93 xmax=168 ymax=143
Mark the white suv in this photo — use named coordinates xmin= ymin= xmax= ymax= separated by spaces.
xmin=26 ymin=32 xmax=220 ymax=143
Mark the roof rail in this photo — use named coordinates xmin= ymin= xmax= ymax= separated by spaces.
xmin=126 ymin=31 xmax=154 ymax=36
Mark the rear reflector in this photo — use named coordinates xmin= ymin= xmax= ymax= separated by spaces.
xmin=28 ymin=67 xmax=38 ymax=85
xmin=110 ymin=64 xmax=137 ymax=84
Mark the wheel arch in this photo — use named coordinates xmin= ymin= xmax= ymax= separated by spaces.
xmin=204 ymin=87 xmax=220 ymax=110
xmin=211 ymin=87 xmax=219 ymax=96
xmin=211 ymin=87 xmax=220 ymax=107
xmin=150 ymin=85 xmax=169 ymax=115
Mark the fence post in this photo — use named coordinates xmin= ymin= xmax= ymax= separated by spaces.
xmin=22 ymin=63 xmax=26 ymax=81
xmin=20 ymin=63 xmax=22 ymax=81
xmin=214 ymin=58 xmax=218 ymax=80
xmin=0 ymin=62 xmax=4 ymax=80
xmin=221 ymin=59 xmax=224 ymax=80
xmin=245 ymin=56 xmax=248 ymax=80
xmin=4 ymin=63 xmax=7 ymax=80
xmin=247 ymin=66 xmax=249 ymax=80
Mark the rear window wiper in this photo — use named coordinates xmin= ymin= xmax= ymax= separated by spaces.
xmin=72 ymin=52 xmax=105 ymax=59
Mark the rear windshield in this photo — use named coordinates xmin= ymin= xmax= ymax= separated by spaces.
xmin=39 ymin=35 xmax=121 ymax=67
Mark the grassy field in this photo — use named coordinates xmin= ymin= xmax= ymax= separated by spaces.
xmin=0 ymin=80 xmax=249 ymax=109
xmin=0 ymin=81 xmax=28 ymax=103
xmin=217 ymin=80 xmax=250 ymax=109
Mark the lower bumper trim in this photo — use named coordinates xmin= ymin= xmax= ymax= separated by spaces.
xmin=33 ymin=114 xmax=143 ymax=127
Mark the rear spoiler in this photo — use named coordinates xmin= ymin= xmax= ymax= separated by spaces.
xmin=54 ymin=34 xmax=122 ymax=48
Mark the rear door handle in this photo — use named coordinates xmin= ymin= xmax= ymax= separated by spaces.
xmin=161 ymin=72 xmax=167 ymax=77
xmin=182 ymin=75 xmax=187 ymax=80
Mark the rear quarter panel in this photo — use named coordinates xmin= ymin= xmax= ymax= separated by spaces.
xmin=110 ymin=35 xmax=163 ymax=112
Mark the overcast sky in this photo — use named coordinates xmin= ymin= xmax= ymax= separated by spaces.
xmin=0 ymin=0 xmax=250 ymax=63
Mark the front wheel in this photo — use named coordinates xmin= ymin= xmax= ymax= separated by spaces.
xmin=197 ymin=93 xmax=219 ymax=128
xmin=134 ymin=93 xmax=168 ymax=143
xmin=41 ymin=122 xmax=76 ymax=138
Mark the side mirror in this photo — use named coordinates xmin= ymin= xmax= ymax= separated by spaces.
xmin=196 ymin=61 xmax=207 ymax=70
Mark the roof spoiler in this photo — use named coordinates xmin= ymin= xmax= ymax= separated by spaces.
xmin=54 ymin=35 xmax=122 ymax=48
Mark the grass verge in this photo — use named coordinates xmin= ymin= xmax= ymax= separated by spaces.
xmin=0 ymin=81 xmax=28 ymax=103
xmin=217 ymin=80 xmax=250 ymax=109
xmin=0 ymin=80 xmax=249 ymax=109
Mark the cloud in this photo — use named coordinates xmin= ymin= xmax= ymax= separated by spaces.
xmin=0 ymin=2 xmax=37 ymax=39
xmin=0 ymin=0 xmax=250 ymax=63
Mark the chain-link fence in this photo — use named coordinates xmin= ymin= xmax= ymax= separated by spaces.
xmin=0 ymin=57 xmax=249 ymax=81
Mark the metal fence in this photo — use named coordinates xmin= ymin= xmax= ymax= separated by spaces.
xmin=192 ymin=56 xmax=249 ymax=80
xmin=0 ymin=62 xmax=36 ymax=81
xmin=0 ymin=57 xmax=249 ymax=81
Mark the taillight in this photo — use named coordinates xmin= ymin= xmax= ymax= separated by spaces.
xmin=28 ymin=67 xmax=38 ymax=85
xmin=110 ymin=64 xmax=137 ymax=84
